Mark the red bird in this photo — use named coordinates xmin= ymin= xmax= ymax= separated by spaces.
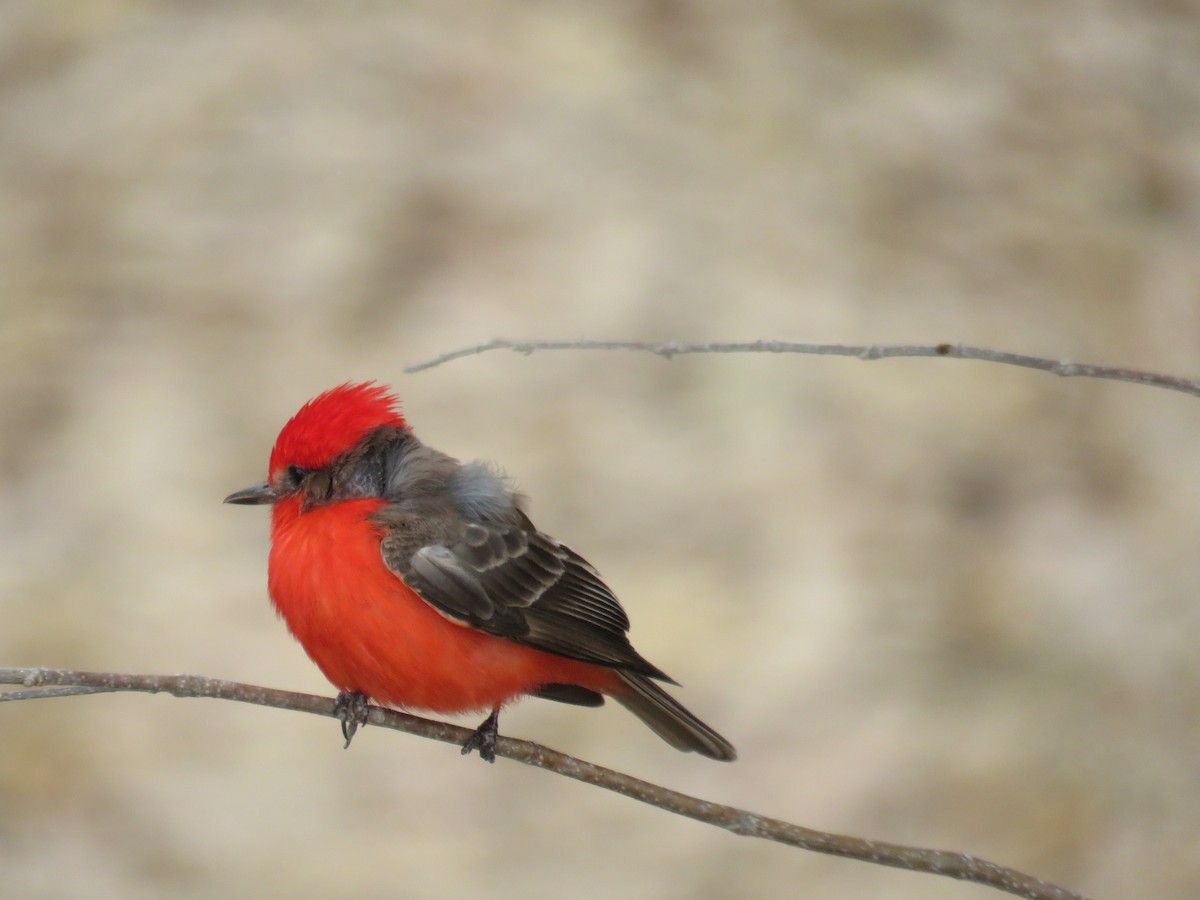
xmin=225 ymin=382 xmax=735 ymax=762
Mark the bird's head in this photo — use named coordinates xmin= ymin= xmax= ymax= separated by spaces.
xmin=224 ymin=382 xmax=407 ymax=506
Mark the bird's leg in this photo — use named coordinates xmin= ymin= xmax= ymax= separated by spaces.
xmin=461 ymin=707 xmax=500 ymax=763
xmin=334 ymin=691 xmax=371 ymax=749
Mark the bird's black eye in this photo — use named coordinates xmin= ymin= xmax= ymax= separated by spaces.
xmin=287 ymin=465 xmax=311 ymax=485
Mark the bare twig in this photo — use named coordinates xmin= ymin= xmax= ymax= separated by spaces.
xmin=404 ymin=339 xmax=1200 ymax=400
xmin=1 ymin=667 xmax=1087 ymax=900
xmin=0 ymin=685 xmax=116 ymax=701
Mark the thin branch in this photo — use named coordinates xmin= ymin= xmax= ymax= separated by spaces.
xmin=1 ymin=667 xmax=1087 ymax=900
xmin=0 ymin=685 xmax=116 ymax=701
xmin=404 ymin=339 xmax=1200 ymax=400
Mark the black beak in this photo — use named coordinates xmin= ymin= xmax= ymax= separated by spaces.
xmin=223 ymin=481 xmax=277 ymax=505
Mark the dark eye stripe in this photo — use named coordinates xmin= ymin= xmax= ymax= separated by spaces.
xmin=287 ymin=465 xmax=311 ymax=484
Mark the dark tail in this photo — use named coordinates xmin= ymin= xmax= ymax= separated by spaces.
xmin=614 ymin=672 xmax=736 ymax=762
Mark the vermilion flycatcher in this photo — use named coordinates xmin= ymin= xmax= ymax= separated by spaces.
xmin=225 ymin=382 xmax=735 ymax=762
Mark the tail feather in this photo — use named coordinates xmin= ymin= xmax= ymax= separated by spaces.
xmin=614 ymin=672 xmax=736 ymax=762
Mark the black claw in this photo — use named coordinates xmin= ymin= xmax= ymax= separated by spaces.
xmin=334 ymin=691 xmax=371 ymax=749
xmin=461 ymin=709 xmax=500 ymax=763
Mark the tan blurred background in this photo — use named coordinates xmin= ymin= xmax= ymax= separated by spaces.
xmin=2 ymin=2 xmax=1199 ymax=898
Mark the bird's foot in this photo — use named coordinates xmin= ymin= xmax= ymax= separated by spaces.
xmin=334 ymin=691 xmax=371 ymax=749
xmin=461 ymin=709 xmax=500 ymax=763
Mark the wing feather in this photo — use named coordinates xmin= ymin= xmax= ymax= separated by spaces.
xmin=379 ymin=511 xmax=668 ymax=680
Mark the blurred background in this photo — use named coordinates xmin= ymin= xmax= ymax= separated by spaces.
xmin=2 ymin=2 xmax=1199 ymax=897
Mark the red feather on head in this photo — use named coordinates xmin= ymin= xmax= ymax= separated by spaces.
xmin=268 ymin=382 xmax=406 ymax=475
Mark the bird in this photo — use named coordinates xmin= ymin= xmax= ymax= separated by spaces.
xmin=225 ymin=382 xmax=735 ymax=762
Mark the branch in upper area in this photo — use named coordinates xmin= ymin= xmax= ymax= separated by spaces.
xmin=404 ymin=339 xmax=1200 ymax=401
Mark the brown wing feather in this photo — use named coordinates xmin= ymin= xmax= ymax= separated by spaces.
xmin=378 ymin=511 xmax=670 ymax=681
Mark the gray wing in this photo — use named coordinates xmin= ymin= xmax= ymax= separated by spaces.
xmin=379 ymin=513 xmax=671 ymax=681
